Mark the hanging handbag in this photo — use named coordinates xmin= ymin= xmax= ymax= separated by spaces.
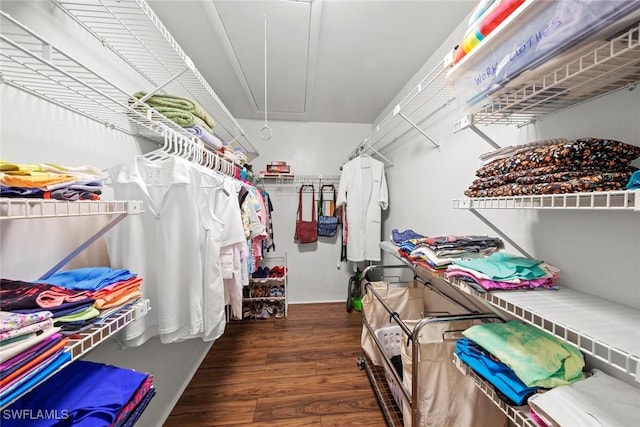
xmin=317 ymin=184 xmax=339 ymax=237
xmin=294 ymin=184 xmax=318 ymax=244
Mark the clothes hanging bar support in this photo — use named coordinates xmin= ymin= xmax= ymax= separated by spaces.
xmin=453 ymin=114 xmax=500 ymax=149
xmin=398 ymin=112 xmax=440 ymax=149
xmin=136 ymin=66 xmax=190 ymax=104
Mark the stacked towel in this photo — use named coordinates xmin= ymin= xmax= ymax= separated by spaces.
xmin=131 ymin=92 xmax=215 ymax=133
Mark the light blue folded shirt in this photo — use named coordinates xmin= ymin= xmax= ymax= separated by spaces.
xmin=452 ymin=252 xmax=546 ymax=281
xmin=38 ymin=267 xmax=135 ymax=291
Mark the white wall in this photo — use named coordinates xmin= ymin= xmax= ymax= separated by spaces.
xmin=240 ymin=118 xmax=373 ymax=303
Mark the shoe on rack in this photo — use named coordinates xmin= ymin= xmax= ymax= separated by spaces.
xmin=274 ymin=302 xmax=285 ymax=318
xmin=275 ymin=285 xmax=285 ymax=297
xmin=275 ymin=266 xmax=287 ymax=278
xmin=256 ymin=304 xmax=271 ymax=320
xmin=269 ymin=286 xmax=279 ymax=298
xmin=268 ymin=266 xmax=279 ymax=278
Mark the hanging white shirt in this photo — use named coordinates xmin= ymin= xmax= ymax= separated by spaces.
xmin=337 ymin=155 xmax=389 ymax=261
xmin=107 ymin=156 xmax=206 ymax=346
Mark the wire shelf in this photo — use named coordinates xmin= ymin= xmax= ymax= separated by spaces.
xmin=0 ymin=299 xmax=151 ymax=409
xmin=380 ymin=241 xmax=640 ymax=381
xmin=0 ymin=10 xmax=245 ymax=176
xmin=0 ymin=199 xmax=143 ymax=220
xmin=452 ymin=190 xmax=639 ymax=211
xmin=472 ymin=21 xmax=640 ymax=126
xmin=453 ymin=354 xmax=536 ymax=427
xmin=52 ymin=0 xmax=257 ymax=158
xmin=259 ymin=174 xmax=341 ymax=187
xmin=447 ymin=277 xmax=640 ymax=380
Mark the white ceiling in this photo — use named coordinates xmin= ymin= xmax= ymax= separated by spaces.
xmin=148 ymin=0 xmax=474 ymax=124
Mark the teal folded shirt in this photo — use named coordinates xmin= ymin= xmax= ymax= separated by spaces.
xmin=463 ymin=321 xmax=584 ymax=388
xmin=452 ymin=252 xmax=546 ymax=281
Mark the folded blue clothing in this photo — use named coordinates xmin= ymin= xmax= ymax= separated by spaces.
xmin=38 ymin=267 xmax=136 ymax=291
xmin=626 ymin=170 xmax=640 ymax=189
xmin=0 ymin=350 xmax=72 ymax=408
xmin=5 ymin=360 xmax=148 ymax=427
xmin=186 ymin=125 xmax=223 ymax=150
xmin=391 ymin=228 xmax=424 ymax=245
xmin=455 ymin=338 xmax=539 ymax=406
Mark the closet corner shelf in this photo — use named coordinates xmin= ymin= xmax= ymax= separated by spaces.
xmin=353 ymin=57 xmax=455 ymax=157
xmin=453 ymin=354 xmax=536 ymax=427
xmin=379 ymin=241 xmax=640 ymax=381
xmin=0 ymin=298 xmax=151 ymax=409
xmin=51 ymin=0 xmax=257 ymax=159
xmin=0 ymin=199 xmax=143 ymax=220
xmin=467 ymin=20 xmax=640 ymax=127
xmin=452 ymin=190 xmax=639 ymax=211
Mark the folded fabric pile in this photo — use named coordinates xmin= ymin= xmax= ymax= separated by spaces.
xmin=527 ymin=368 xmax=640 ymax=427
xmin=131 ymin=91 xmax=215 ymax=132
xmin=0 ymin=311 xmax=70 ymax=407
xmin=220 ymin=145 xmax=248 ymax=166
xmin=456 ymin=321 xmax=585 ymax=408
xmin=0 ymin=162 xmax=106 ymax=200
xmin=1 ymin=267 xmax=142 ymax=334
xmin=446 ymin=252 xmax=558 ymax=292
xmin=390 ymin=228 xmax=424 ymax=245
xmin=465 ymin=138 xmax=640 ymax=198
xmin=3 ymin=360 xmax=155 ymax=426
xmin=393 ymin=232 xmax=504 ymax=274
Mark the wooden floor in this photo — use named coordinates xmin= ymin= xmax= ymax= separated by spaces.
xmin=165 ymin=303 xmax=387 ymax=426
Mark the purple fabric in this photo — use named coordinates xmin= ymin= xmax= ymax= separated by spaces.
xmin=0 ymin=333 xmax=63 ymax=378
xmin=445 ymin=269 xmax=556 ymax=291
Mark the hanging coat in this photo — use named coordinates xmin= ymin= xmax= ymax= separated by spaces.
xmin=337 ymin=155 xmax=389 ymax=262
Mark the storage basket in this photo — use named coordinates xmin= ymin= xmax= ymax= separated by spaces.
xmin=374 ymin=325 xmax=404 ymax=410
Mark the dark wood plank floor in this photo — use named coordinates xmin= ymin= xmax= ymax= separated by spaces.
xmin=165 ymin=303 xmax=387 ymax=427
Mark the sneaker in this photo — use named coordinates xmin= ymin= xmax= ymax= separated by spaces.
xmin=274 ymin=302 xmax=285 ymax=318
xmin=255 ymin=304 xmax=271 ymax=320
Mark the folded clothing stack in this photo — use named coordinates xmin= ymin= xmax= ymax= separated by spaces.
xmin=131 ymin=92 xmax=215 ymax=132
xmin=465 ymin=138 xmax=640 ymax=198
xmin=2 ymin=267 xmax=143 ymax=334
xmin=392 ymin=231 xmax=504 ymax=273
xmin=446 ymin=251 xmax=558 ymax=292
xmin=455 ymin=320 xmax=585 ymax=409
xmin=3 ymin=360 xmax=154 ymax=427
xmin=0 ymin=161 xmax=106 ymax=201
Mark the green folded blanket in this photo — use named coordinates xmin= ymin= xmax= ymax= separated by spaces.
xmin=132 ymin=92 xmax=215 ymax=131
xmin=463 ymin=321 xmax=584 ymax=388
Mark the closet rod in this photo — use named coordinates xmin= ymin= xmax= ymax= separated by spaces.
xmin=346 ymin=142 xmax=394 ymax=167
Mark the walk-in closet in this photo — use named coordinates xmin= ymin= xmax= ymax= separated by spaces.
xmin=1 ymin=1 xmax=639 ymax=426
